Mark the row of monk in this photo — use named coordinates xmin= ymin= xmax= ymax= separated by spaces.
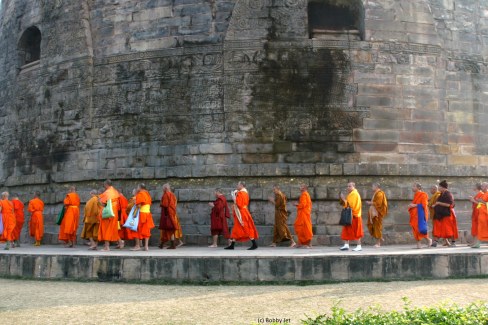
xmin=1 ymin=179 xmax=487 ymax=251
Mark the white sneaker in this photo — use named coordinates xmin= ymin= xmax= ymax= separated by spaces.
xmin=352 ymin=245 xmax=362 ymax=252
xmin=339 ymin=244 xmax=349 ymax=251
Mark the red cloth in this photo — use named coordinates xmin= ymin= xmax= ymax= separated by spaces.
xmin=210 ymin=195 xmax=230 ymax=238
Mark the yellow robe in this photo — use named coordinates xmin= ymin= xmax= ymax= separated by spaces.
xmin=367 ymin=190 xmax=388 ymax=239
xmin=340 ymin=189 xmax=363 ymax=240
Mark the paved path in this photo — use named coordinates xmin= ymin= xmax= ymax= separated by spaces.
xmin=0 ymin=243 xmax=486 ymax=257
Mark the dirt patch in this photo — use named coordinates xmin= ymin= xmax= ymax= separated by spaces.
xmin=0 ymin=279 xmax=487 ymax=324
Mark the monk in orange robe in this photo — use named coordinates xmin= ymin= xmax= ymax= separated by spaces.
xmin=98 ymin=179 xmax=123 ymax=251
xmin=159 ymin=184 xmax=184 ymax=249
xmin=208 ymin=188 xmax=231 ymax=248
xmin=0 ymin=192 xmax=16 ymax=250
xmin=225 ymin=181 xmax=259 ymax=250
xmin=58 ymin=186 xmax=81 ymax=247
xmin=293 ymin=184 xmax=313 ymax=248
xmin=469 ymin=183 xmax=483 ymax=243
xmin=11 ymin=195 xmax=25 ymax=247
xmin=366 ymin=183 xmax=388 ymax=248
xmin=81 ymin=190 xmax=101 ymax=250
xmin=408 ymin=182 xmax=432 ymax=249
xmin=117 ymin=193 xmax=129 ymax=245
xmin=340 ymin=182 xmax=364 ymax=251
xmin=28 ymin=191 xmax=44 ymax=246
xmin=131 ymin=183 xmax=155 ymax=251
xmin=268 ymin=185 xmax=295 ymax=247
xmin=125 ymin=189 xmax=139 ymax=242
xmin=471 ymin=182 xmax=488 ymax=248
xmin=432 ymin=180 xmax=458 ymax=246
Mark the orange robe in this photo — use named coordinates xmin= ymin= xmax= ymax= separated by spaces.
xmin=0 ymin=199 xmax=16 ymax=241
xmin=341 ymin=189 xmax=364 ymax=241
xmin=409 ymin=191 xmax=429 ymax=241
xmin=273 ymin=191 xmax=292 ymax=243
xmin=59 ymin=192 xmax=81 ymax=242
xmin=135 ymin=190 xmax=155 ymax=239
xmin=294 ymin=191 xmax=313 ymax=245
xmin=98 ymin=186 xmax=121 ymax=242
xmin=472 ymin=191 xmax=483 ymax=237
xmin=367 ymin=190 xmax=388 ymax=239
xmin=433 ymin=190 xmax=457 ymax=239
xmin=81 ymin=196 xmax=101 ymax=240
xmin=475 ymin=192 xmax=488 ymax=241
xmin=159 ymin=191 xmax=183 ymax=242
xmin=229 ymin=190 xmax=259 ymax=242
xmin=118 ymin=194 xmax=129 ymax=240
xmin=12 ymin=199 xmax=25 ymax=241
xmin=28 ymin=198 xmax=44 ymax=241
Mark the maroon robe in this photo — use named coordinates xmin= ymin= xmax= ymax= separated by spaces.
xmin=210 ymin=195 xmax=230 ymax=238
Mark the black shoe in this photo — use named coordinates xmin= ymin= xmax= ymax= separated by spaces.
xmin=247 ymin=240 xmax=258 ymax=250
xmin=224 ymin=242 xmax=235 ymax=250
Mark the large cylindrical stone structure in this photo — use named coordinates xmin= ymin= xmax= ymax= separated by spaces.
xmin=0 ymin=0 xmax=486 ymax=245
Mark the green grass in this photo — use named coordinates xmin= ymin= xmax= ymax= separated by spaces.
xmin=302 ymin=298 xmax=488 ymax=325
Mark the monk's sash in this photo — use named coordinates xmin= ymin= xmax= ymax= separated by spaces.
xmin=140 ymin=204 xmax=151 ymax=213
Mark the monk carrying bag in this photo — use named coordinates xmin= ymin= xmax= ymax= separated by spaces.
xmin=123 ymin=205 xmax=139 ymax=232
xmin=55 ymin=206 xmax=65 ymax=225
xmin=339 ymin=206 xmax=353 ymax=226
xmin=417 ymin=204 xmax=428 ymax=235
xmin=102 ymin=199 xmax=115 ymax=219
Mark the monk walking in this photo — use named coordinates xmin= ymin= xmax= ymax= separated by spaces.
xmin=428 ymin=185 xmax=441 ymax=247
xmin=117 ymin=193 xmax=129 ymax=247
xmin=469 ymin=183 xmax=485 ymax=248
xmin=366 ymin=183 xmax=388 ymax=248
xmin=408 ymin=183 xmax=432 ymax=249
xmin=472 ymin=182 xmax=488 ymax=248
xmin=431 ymin=180 xmax=458 ymax=247
xmin=293 ymin=184 xmax=313 ymax=248
xmin=0 ymin=192 xmax=16 ymax=250
xmin=58 ymin=186 xmax=81 ymax=247
xmin=81 ymin=190 xmax=101 ymax=250
xmin=131 ymin=183 xmax=155 ymax=251
xmin=208 ymin=188 xmax=231 ymax=248
xmin=159 ymin=184 xmax=184 ymax=249
xmin=340 ymin=182 xmax=364 ymax=251
xmin=98 ymin=180 xmax=124 ymax=251
xmin=28 ymin=191 xmax=44 ymax=246
xmin=268 ymin=185 xmax=295 ymax=247
xmin=11 ymin=195 xmax=25 ymax=247
xmin=225 ymin=181 xmax=259 ymax=250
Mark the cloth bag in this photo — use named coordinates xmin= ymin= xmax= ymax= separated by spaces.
xmin=56 ymin=206 xmax=65 ymax=225
xmin=102 ymin=199 xmax=115 ymax=219
xmin=123 ymin=205 xmax=140 ymax=232
xmin=339 ymin=206 xmax=353 ymax=226
xmin=0 ymin=213 xmax=3 ymax=234
xmin=417 ymin=204 xmax=428 ymax=235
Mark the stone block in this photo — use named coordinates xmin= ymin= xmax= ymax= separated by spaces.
xmin=356 ymin=95 xmax=393 ymax=107
xmin=353 ymin=129 xmax=400 ymax=142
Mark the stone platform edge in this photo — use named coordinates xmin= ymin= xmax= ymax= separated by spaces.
xmin=1 ymin=252 xmax=487 ymax=284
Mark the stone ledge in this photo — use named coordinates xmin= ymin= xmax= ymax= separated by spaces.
xmin=0 ymin=246 xmax=486 ymax=284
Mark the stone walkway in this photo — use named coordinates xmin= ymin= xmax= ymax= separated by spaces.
xmin=1 ymin=243 xmax=486 ymax=257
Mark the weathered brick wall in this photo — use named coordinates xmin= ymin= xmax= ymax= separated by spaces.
xmin=0 ymin=0 xmax=486 ymax=245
